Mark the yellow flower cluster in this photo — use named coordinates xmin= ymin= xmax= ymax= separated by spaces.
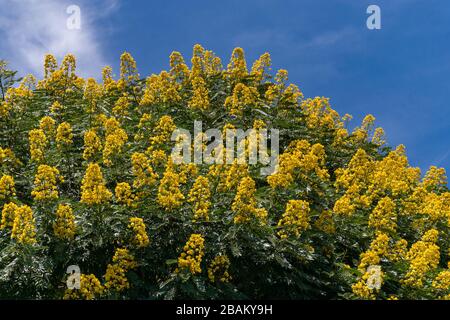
xmin=191 ymin=44 xmax=222 ymax=78
xmin=50 ymin=101 xmax=63 ymax=114
xmin=188 ymin=76 xmax=210 ymax=111
xmin=53 ymin=203 xmax=76 ymax=240
xmin=268 ymin=140 xmax=329 ymax=189
xmin=277 ymin=200 xmax=311 ymax=239
xmin=115 ymin=182 xmax=136 ymax=207
xmin=334 ymin=146 xmax=420 ymax=216
xmin=433 ymin=269 xmax=450 ymax=291
xmin=352 ymin=265 xmax=384 ymax=299
xmin=224 ymin=83 xmax=259 ymax=116
xmin=102 ymin=66 xmax=117 ymax=93
xmin=119 ymin=52 xmax=139 ymax=88
xmin=56 ymin=122 xmax=73 ymax=148
xmin=128 ymin=217 xmax=149 ymax=248
xmin=232 ymin=177 xmax=267 ymax=224
xmin=64 ymin=274 xmax=104 ymax=300
xmin=11 ymin=205 xmax=36 ymax=244
xmin=208 ymin=255 xmax=232 ymax=283
xmin=83 ymin=129 xmax=102 ymax=160
xmin=422 ymin=166 xmax=447 ymax=191
xmin=134 ymin=113 xmax=152 ymax=141
xmin=0 ymin=175 xmax=16 ymax=200
xmin=170 ymin=51 xmax=190 ymax=85
xmin=314 ymin=210 xmax=336 ymax=234
xmin=402 ymin=229 xmax=440 ymax=288
xmin=157 ymin=159 xmax=185 ymax=211
xmin=104 ymin=248 xmax=137 ymax=292
xmin=176 ymin=234 xmax=205 ymax=275
xmin=0 ymin=202 xmax=18 ymax=229
xmin=131 ymin=152 xmax=158 ymax=189
xmin=31 ymin=165 xmax=63 ymax=201
xmin=226 ymin=47 xmax=248 ymax=82
xmin=103 ymin=117 xmax=128 ymax=166
xmin=301 ymin=97 xmax=342 ymax=130
xmin=0 ymin=147 xmax=22 ymax=169
xmin=210 ymin=159 xmax=249 ymax=193
xmin=84 ymin=78 xmax=103 ymax=113
xmin=140 ymin=71 xmax=181 ymax=106
xmin=39 ymin=116 xmax=56 ymax=137
xmin=368 ymin=197 xmax=397 ymax=233
xmin=80 ymin=163 xmax=112 ymax=205
xmin=112 ymin=95 xmax=130 ymax=118
xmin=148 ymin=115 xmax=176 ymax=151
xmin=250 ymin=52 xmax=271 ymax=83
xmin=264 ymin=69 xmax=303 ymax=106
xmin=188 ymin=175 xmax=211 ymax=222
xmin=29 ymin=129 xmax=48 ymax=162
xmin=358 ymin=233 xmax=390 ymax=271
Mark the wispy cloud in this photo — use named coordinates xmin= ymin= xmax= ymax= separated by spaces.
xmin=0 ymin=0 xmax=119 ymax=78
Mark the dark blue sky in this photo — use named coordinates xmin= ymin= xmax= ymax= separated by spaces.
xmin=1 ymin=0 xmax=449 ymax=175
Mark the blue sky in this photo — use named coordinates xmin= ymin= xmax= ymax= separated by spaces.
xmin=0 ymin=0 xmax=449 ymax=175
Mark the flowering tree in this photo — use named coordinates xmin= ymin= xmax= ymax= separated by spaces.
xmin=0 ymin=46 xmax=448 ymax=300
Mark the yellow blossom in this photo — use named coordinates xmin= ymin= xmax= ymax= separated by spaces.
xmin=277 ymin=200 xmax=310 ymax=239
xmin=53 ymin=203 xmax=76 ymax=240
xmin=176 ymin=234 xmax=205 ymax=275
xmin=80 ymin=163 xmax=112 ymax=205
xmin=31 ymin=165 xmax=63 ymax=201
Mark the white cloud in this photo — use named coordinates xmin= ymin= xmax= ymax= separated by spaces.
xmin=0 ymin=0 xmax=118 ymax=78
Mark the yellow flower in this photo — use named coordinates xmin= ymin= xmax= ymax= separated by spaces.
xmin=140 ymin=71 xmax=181 ymax=106
xmin=157 ymin=158 xmax=185 ymax=211
xmin=369 ymin=197 xmax=397 ymax=233
xmin=188 ymin=76 xmax=210 ymax=111
xmin=433 ymin=270 xmax=450 ymax=291
xmin=84 ymin=78 xmax=103 ymax=113
xmin=0 ymin=175 xmax=16 ymax=200
xmin=56 ymin=122 xmax=74 ymax=148
xmin=83 ymin=129 xmax=102 ymax=160
xmin=119 ymin=52 xmax=139 ymax=87
xmin=277 ymin=200 xmax=310 ymax=239
xmin=80 ymin=163 xmax=112 ymax=205
xmin=64 ymin=274 xmax=103 ymax=300
xmin=112 ymin=247 xmax=137 ymax=270
xmin=128 ymin=217 xmax=150 ymax=248
xmin=11 ymin=205 xmax=36 ymax=244
xmin=232 ymin=177 xmax=267 ymax=224
xmin=112 ymin=95 xmax=130 ymax=117
xmin=208 ymin=255 xmax=232 ymax=283
xmin=131 ymin=152 xmax=158 ymax=189
xmin=188 ymin=175 xmax=211 ymax=222
xmin=148 ymin=115 xmax=176 ymax=151
xmin=115 ymin=182 xmax=137 ymax=207
xmin=226 ymin=47 xmax=248 ymax=82
xmin=50 ymin=101 xmax=63 ymax=114
xmin=0 ymin=202 xmax=19 ymax=229
xmin=250 ymin=52 xmax=271 ymax=83
xmin=402 ymin=229 xmax=440 ymax=288
xmin=224 ymin=82 xmax=259 ymax=116
xmin=39 ymin=116 xmax=56 ymax=137
xmin=102 ymin=117 xmax=128 ymax=166
xmin=29 ymin=129 xmax=48 ymax=162
xmin=31 ymin=165 xmax=63 ymax=201
xmin=104 ymin=264 xmax=130 ymax=292
xmin=176 ymin=234 xmax=205 ymax=275
xmin=53 ymin=203 xmax=76 ymax=240
xmin=268 ymin=140 xmax=329 ymax=189
xmin=170 ymin=51 xmax=190 ymax=85
xmin=422 ymin=166 xmax=447 ymax=190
